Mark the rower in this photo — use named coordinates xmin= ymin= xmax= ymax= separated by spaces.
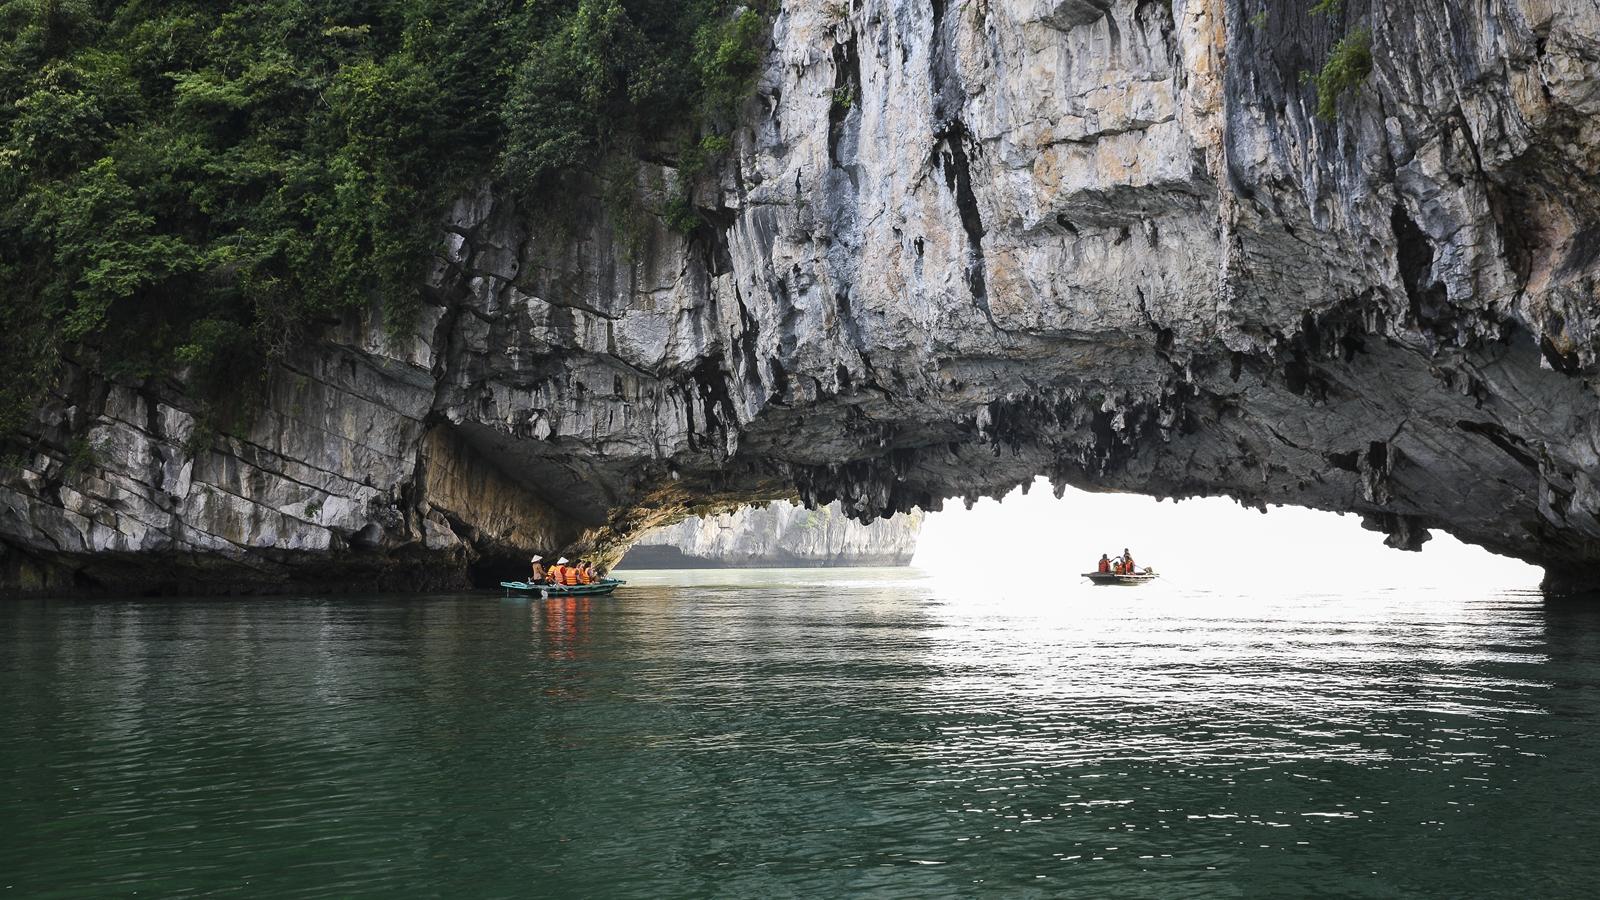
xmin=1097 ymin=553 xmax=1112 ymax=574
xmin=530 ymin=555 xmax=548 ymax=584
xmin=1121 ymin=548 xmax=1135 ymax=573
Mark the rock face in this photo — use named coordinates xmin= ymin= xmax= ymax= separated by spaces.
xmin=620 ymin=502 xmax=922 ymax=568
xmin=4 ymin=0 xmax=1600 ymax=595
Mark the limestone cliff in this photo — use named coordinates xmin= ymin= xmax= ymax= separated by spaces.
xmin=620 ymin=502 xmax=922 ymax=568
xmin=4 ymin=0 xmax=1599 ymax=595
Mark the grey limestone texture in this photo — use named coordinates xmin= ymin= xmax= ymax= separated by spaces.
xmin=621 ymin=502 xmax=923 ymax=568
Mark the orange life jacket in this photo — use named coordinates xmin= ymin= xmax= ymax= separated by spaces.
xmin=561 ymin=567 xmax=579 ymax=586
xmin=578 ymin=567 xmax=593 ymax=585
xmin=548 ymin=565 xmax=565 ymax=584
xmin=1098 ymin=558 xmax=1111 ymax=573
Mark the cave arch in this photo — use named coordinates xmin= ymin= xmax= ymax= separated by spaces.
xmin=3 ymin=0 xmax=1599 ymax=596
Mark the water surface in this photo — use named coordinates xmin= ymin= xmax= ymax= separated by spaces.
xmin=4 ymin=569 xmax=1598 ymax=897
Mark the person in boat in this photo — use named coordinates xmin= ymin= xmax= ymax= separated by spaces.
xmin=1121 ymin=548 xmax=1135 ymax=573
xmin=576 ymin=560 xmax=593 ymax=585
xmin=1097 ymin=554 xmax=1112 ymax=574
xmin=531 ymin=555 xmax=548 ymax=584
xmin=548 ymin=557 xmax=568 ymax=585
xmin=560 ymin=558 xmax=582 ymax=587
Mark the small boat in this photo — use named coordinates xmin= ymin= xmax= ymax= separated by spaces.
xmin=1082 ymin=570 xmax=1159 ymax=586
xmin=499 ymin=578 xmax=624 ymax=597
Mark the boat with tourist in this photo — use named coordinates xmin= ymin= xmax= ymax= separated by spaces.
xmin=500 ymin=578 xmax=624 ymax=597
xmin=1084 ymin=548 xmax=1158 ymax=585
xmin=504 ymin=555 xmax=621 ymax=596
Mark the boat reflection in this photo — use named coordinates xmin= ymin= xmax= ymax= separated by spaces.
xmin=539 ymin=596 xmax=593 ymax=663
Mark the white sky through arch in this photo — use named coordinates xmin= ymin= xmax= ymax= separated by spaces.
xmin=912 ymin=478 xmax=1541 ymax=591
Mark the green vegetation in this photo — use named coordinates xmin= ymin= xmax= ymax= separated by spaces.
xmin=1313 ymin=27 xmax=1372 ymax=120
xmin=0 ymin=0 xmax=769 ymax=437
xmin=1248 ymin=10 xmax=1268 ymax=29
xmin=660 ymin=132 xmax=732 ymax=233
xmin=61 ymin=433 xmax=98 ymax=475
xmin=1309 ymin=0 xmax=1342 ymax=15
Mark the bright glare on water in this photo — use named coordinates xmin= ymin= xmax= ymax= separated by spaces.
xmin=4 ymin=569 xmax=1600 ymax=897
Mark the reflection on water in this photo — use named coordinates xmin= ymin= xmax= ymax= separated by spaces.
xmin=3 ymin=570 xmax=1599 ymax=898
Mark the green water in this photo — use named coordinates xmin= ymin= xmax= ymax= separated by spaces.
xmin=4 ymin=569 xmax=1599 ymax=897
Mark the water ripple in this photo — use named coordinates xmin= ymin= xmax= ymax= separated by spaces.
xmin=2 ymin=577 xmax=1595 ymax=897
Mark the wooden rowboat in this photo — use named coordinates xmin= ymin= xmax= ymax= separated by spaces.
xmin=499 ymin=578 xmax=624 ymax=597
xmin=1082 ymin=571 xmax=1159 ymax=586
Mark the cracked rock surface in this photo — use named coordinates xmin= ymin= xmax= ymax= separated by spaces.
xmin=3 ymin=0 xmax=1599 ymax=595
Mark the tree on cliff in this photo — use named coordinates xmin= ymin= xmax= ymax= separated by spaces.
xmin=0 ymin=0 xmax=767 ymax=439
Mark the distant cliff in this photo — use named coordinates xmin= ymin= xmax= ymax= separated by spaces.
xmin=620 ymin=503 xmax=922 ymax=568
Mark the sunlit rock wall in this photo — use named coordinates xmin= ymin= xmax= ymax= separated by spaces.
xmin=620 ymin=502 xmax=922 ymax=568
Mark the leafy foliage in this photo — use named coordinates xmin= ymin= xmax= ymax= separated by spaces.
xmin=1313 ymin=27 xmax=1372 ymax=120
xmin=0 ymin=0 xmax=769 ymax=435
